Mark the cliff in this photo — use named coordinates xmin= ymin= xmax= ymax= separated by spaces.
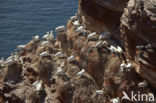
xmin=0 ymin=0 xmax=156 ymax=103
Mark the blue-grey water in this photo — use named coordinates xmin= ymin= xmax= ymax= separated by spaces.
xmin=0 ymin=0 xmax=78 ymax=58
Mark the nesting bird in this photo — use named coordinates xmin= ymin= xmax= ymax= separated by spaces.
xmin=67 ymin=54 xmax=76 ymax=62
xmin=55 ymin=26 xmax=65 ymax=32
xmin=117 ymin=46 xmax=123 ymax=54
xmin=54 ymin=51 xmax=64 ymax=57
xmin=99 ymin=31 xmax=111 ymax=40
xmin=5 ymin=58 xmax=14 ymax=66
xmin=120 ymin=61 xmax=132 ymax=72
xmin=110 ymin=97 xmax=120 ymax=103
xmin=32 ymin=80 xmax=43 ymax=92
xmin=138 ymin=80 xmax=148 ymax=88
xmin=96 ymin=90 xmax=104 ymax=95
xmin=55 ymin=67 xmax=63 ymax=76
xmin=77 ymin=69 xmax=85 ymax=76
xmin=41 ymin=41 xmax=49 ymax=46
xmin=49 ymin=30 xmax=54 ymax=40
xmin=70 ymin=15 xmax=78 ymax=21
xmin=72 ymin=20 xmax=80 ymax=27
xmin=75 ymin=26 xmax=85 ymax=33
xmin=87 ymin=32 xmax=97 ymax=40
xmin=42 ymin=32 xmax=49 ymax=40
xmin=33 ymin=35 xmax=40 ymax=42
xmin=0 ymin=57 xmax=4 ymax=64
xmin=95 ymin=41 xmax=103 ymax=48
xmin=39 ymin=48 xmax=49 ymax=57
xmin=108 ymin=45 xmax=118 ymax=53
xmin=17 ymin=45 xmax=26 ymax=50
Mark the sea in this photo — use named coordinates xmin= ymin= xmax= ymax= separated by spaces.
xmin=0 ymin=0 xmax=78 ymax=58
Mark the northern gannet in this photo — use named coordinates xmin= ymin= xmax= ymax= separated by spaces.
xmin=77 ymin=69 xmax=85 ymax=76
xmin=33 ymin=35 xmax=40 ymax=42
xmin=33 ymin=80 xmax=43 ymax=92
xmin=42 ymin=32 xmax=49 ymax=40
xmin=138 ymin=80 xmax=148 ymax=88
xmin=39 ymin=48 xmax=49 ymax=57
xmin=95 ymin=41 xmax=103 ymax=48
xmin=17 ymin=45 xmax=26 ymax=50
xmin=75 ymin=26 xmax=85 ymax=33
xmin=117 ymin=46 xmax=123 ymax=54
xmin=87 ymin=32 xmax=97 ymax=40
xmin=72 ymin=20 xmax=80 ymax=27
xmin=54 ymin=51 xmax=64 ymax=57
xmin=108 ymin=45 xmax=118 ymax=53
xmin=96 ymin=90 xmax=104 ymax=95
xmin=70 ymin=15 xmax=78 ymax=21
xmin=55 ymin=67 xmax=63 ymax=76
xmin=110 ymin=97 xmax=120 ymax=103
xmin=41 ymin=41 xmax=49 ymax=46
xmin=99 ymin=31 xmax=111 ymax=40
xmin=55 ymin=26 xmax=65 ymax=32
xmin=120 ymin=61 xmax=132 ymax=72
xmin=67 ymin=54 xmax=76 ymax=62
xmin=49 ymin=30 xmax=54 ymax=40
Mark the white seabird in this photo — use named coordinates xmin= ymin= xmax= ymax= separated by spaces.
xmin=5 ymin=58 xmax=14 ymax=65
xmin=67 ymin=54 xmax=76 ymax=62
xmin=108 ymin=45 xmax=118 ymax=53
xmin=117 ymin=46 xmax=123 ymax=54
xmin=55 ymin=26 xmax=65 ymax=32
xmin=96 ymin=90 xmax=104 ymax=95
xmin=41 ymin=41 xmax=49 ymax=46
xmin=75 ymin=26 xmax=85 ymax=33
xmin=17 ymin=45 xmax=26 ymax=50
xmin=110 ymin=97 xmax=120 ymax=103
xmin=55 ymin=51 xmax=64 ymax=57
xmin=120 ymin=61 xmax=132 ymax=72
xmin=14 ymin=52 xmax=19 ymax=61
xmin=70 ymin=15 xmax=78 ymax=21
xmin=42 ymin=32 xmax=49 ymax=40
xmin=138 ymin=80 xmax=148 ymax=88
xmin=120 ymin=61 xmax=127 ymax=72
xmin=33 ymin=80 xmax=43 ymax=92
xmin=33 ymin=35 xmax=40 ymax=42
xmin=39 ymin=51 xmax=49 ymax=57
xmin=0 ymin=57 xmax=4 ymax=64
xmin=55 ymin=67 xmax=63 ymax=76
xmin=77 ymin=69 xmax=85 ymax=76
xmin=49 ymin=30 xmax=54 ymax=40
xmin=95 ymin=41 xmax=103 ymax=48
xmin=72 ymin=20 xmax=80 ymax=27
xmin=87 ymin=32 xmax=97 ymax=40
xmin=99 ymin=31 xmax=111 ymax=40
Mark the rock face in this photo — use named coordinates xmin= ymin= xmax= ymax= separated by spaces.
xmin=0 ymin=0 xmax=156 ymax=103
xmin=121 ymin=0 xmax=156 ymax=89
